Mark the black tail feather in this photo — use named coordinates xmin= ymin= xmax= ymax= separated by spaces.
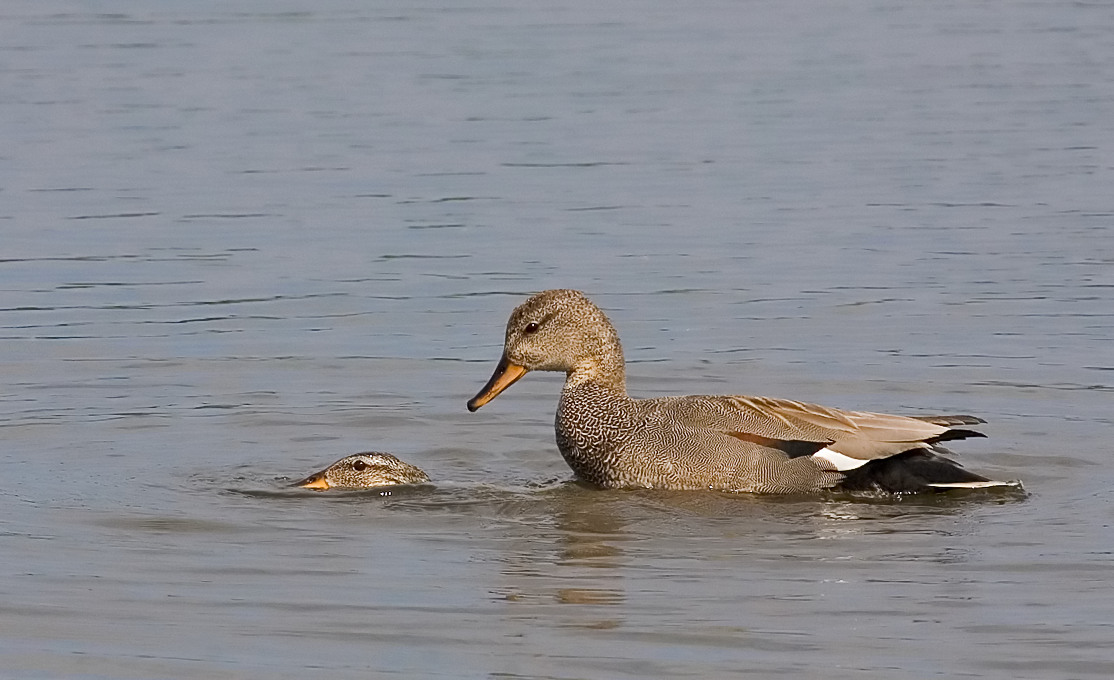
xmin=925 ymin=428 xmax=987 ymax=444
xmin=837 ymin=449 xmax=996 ymax=494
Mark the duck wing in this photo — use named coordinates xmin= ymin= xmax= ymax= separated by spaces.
xmin=657 ymin=394 xmax=985 ymax=464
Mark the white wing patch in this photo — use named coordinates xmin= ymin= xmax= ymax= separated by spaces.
xmin=811 ymin=447 xmax=869 ymax=471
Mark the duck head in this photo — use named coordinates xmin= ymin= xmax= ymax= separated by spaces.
xmin=468 ymin=289 xmax=625 ymax=411
xmin=293 ymin=452 xmax=430 ymax=490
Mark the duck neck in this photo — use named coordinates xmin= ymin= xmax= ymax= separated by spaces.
xmin=566 ymin=328 xmax=627 ymax=395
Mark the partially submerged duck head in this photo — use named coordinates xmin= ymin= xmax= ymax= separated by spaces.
xmin=293 ymin=452 xmax=430 ymax=491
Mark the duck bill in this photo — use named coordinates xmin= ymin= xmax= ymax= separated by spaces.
xmin=292 ymin=472 xmax=331 ymax=491
xmin=467 ymin=356 xmax=528 ymax=411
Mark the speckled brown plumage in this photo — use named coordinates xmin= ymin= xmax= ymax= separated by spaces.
xmin=294 ymin=452 xmax=430 ymax=491
xmin=468 ymin=289 xmax=1017 ymax=494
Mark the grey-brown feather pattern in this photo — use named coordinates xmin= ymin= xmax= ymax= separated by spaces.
xmin=471 ymin=289 xmax=1015 ymax=494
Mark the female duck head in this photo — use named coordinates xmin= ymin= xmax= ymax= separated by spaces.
xmin=293 ymin=452 xmax=430 ymax=491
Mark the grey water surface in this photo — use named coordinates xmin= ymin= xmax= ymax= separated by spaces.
xmin=2 ymin=1 xmax=1112 ymax=678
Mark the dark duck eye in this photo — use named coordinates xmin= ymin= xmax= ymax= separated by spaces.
xmin=352 ymin=460 xmax=368 ymax=471
xmin=524 ymin=322 xmax=539 ymax=334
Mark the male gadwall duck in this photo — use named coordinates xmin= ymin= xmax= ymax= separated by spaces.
xmin=468 ymin=289 xmax=1017 ymax=494
xmin=294 ymin=452 xmax=430 ymax=491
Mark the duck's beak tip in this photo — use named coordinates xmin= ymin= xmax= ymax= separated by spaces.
xmin=468 ymin=357 xmax=528 ymax=412
xmin=292 ymin=473 xmax=330 ymax=491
